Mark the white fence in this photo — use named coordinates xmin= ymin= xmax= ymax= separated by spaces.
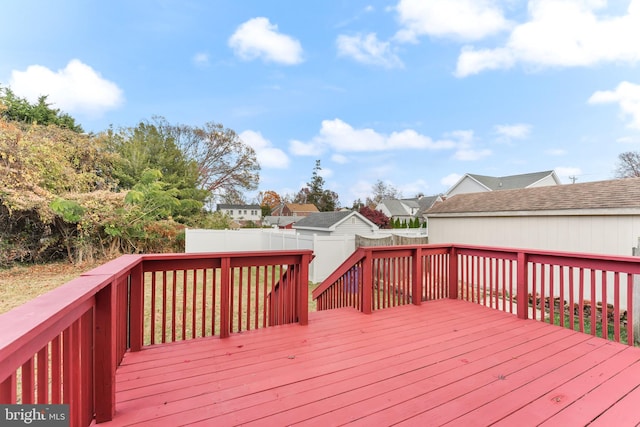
xmin=185 ymin=229 xmax=355 ymax=283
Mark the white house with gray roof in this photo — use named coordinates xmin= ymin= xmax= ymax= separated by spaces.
xmin=293 ymin=211 xmax=378 ymax=236
xmin=376 ymin=195 xmax=441 ymax=224
xmin=446 ymin=170 xmax=561 ymax=197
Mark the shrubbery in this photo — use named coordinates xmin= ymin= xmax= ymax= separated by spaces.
xmin=0 ymin=91 xmax=247 ymax=267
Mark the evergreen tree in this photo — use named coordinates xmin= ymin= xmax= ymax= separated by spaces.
xmin=294 ymin=160 xmax=340 ymax=211
xmin=0 ymin=86 xmax=83 ymax=132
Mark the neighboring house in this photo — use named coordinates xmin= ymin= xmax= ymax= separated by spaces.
xmin=271 ymin=203 xmax=319 ymax=217
xmin=415 ymin=195 xmax=442 ymax=221
xmin=376 ymin=195 xmax=441 ymax=224
xmin=446 ymin=170 xmax=561 ymax=197
xmin=426 ymin=178 xmax=640 ymax=257
xmin=216 ymin=204 xmax=262 ymax=222
xmin=293 ymin=211 xmax=379 ymax=236
xmin=262 ymin=216 xmax=298 ymax=229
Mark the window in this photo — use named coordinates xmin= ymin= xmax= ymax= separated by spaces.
xmin=229 ymin=210 xmax=234 ymax=215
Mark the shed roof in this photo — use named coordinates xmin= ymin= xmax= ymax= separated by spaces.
xmin=293 ymin=211 xmax=377 ymax=230
xmin=428 ymin=178 xmax=640 ymax=215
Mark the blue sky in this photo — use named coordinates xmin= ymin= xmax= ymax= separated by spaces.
xmin=2 ymin=0 xmax=640 ymax=206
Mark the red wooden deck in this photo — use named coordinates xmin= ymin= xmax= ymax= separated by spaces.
xmin=97 ymin=299 xmax=640 ymax=426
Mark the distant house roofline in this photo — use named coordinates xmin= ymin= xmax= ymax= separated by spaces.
xmin=446 ymin=170 xmax=560 ymax=196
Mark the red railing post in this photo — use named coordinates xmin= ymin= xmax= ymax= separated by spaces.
xmin=298 ymin=254 xmax=310 ymax=325
xmin=129 ymin=263 xmax=144 ymax=352
xmin=412 ymin=247 xmax=422 ymax=305
xmin=517 ymin=251 xmax=528 ymax=319
xmin=0 ymin=373 xmax=16 ymax=403
xmin=220 ymin=257 xmax=231 ymax=338
xmin=94 ymin=281 xmax=116 ymax=422
xmin=362 ymin=250 xmax=372 ymax=314
xmin=448 ymin=246 xmax=458 ymax=299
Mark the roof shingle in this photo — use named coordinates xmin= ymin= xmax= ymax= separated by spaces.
xmin=428 ymin=178 xmax=640 ymax=214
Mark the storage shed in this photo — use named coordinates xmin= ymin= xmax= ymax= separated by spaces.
xmin=293 ymin=211 xmax=378 ymax=236
xmin=427 ymin=178 xmax=640 ymax=257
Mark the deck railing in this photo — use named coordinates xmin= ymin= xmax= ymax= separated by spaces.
xmin=312 ymin=244 xmax=640 ymax=346
xmin=0 ymin=250 xmax=312 ymax=426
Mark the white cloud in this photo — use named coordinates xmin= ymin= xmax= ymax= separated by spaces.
xmin=494 ymin=123 xmax=532 ymax=140
xmin=617 ymin=136 xmax=639 ymax=144
xmin=545 ymin=148 xmax=567 ymax=156
xmin=588 ymin=81 xmax=640 ymax=129
xmin=400 ymin=179 xmax=429 ymax=196
xmin=336 ymin=33 xmax=403 ymax=68
xmin=454 ymin=147 xmax=492 ymax=161
xmin=455 ymin=47 xmax=515 ymax=77
xmin=8 ymin=59 xmax=123 ymax=117
xmin=456 ymin=0 xmax=640 ymax=77
xmin=349 ymin=179 xmax=377 ymax=203
xmin=239 ymin=130 xmax=290 ymax=169
xmin=448 ymin=130 xmax=492 ymax=160
xmin=290 ymin=118 xmax=457 ymax=155
xmin=193 ymin=52 xmax=210 ymax=66
xmin=441 ymin=173 xmax=462 ymax=188
xmin=394 ymin=0 xmax=511 ymax=42
xmin=228 ymin=17 xmax=303 ymax=65
xmin=331 ymin=154 xmax=349 ymax=164
xmin=289 ymin=139 xmax=323 ymax=156
xmin=319 ymin=167 xmax=334 ymax=179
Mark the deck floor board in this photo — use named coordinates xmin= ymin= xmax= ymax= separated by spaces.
xmin=97 ymin=300 xmax=640 ymax=426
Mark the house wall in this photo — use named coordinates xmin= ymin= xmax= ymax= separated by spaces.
xmin=528 ymin=175 xmax=559 ymax=188
xmin=334 ymin=217 xmax=378 ymax=236
xmin=218 ymin=207 xmax=261 ymax=221
xmin=377 ymin=205 xmax=392 ymax=218
xmin=447 ymin=178 xmax=488 ymax=196
xmin=428 ymin=213 xmax=640 ymax=307
xmin=427 ymin=214 xmax=640 ymax=256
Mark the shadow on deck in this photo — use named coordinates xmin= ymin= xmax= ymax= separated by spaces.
xmin=99 ymin=300 xmax=640 ymax=426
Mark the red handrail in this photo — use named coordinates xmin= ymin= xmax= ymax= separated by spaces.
xmin=0 ymin=250 xmax=312 ymax=426
xmin=313 ymin=244 xmax=640 ymax=346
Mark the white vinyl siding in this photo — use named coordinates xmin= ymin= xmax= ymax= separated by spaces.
xmin=427 ymin=213 xmax=640 ymax=257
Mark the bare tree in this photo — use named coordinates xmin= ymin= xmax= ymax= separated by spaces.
xmin=154 ymin=117 xmax=260 ymax=202
xmin=615 ymin=151 xmax=640 ymax=178
xmin=366 ymin=179 xmax=402 ymax=207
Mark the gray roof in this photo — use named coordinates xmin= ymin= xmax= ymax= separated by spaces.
xmin=293 ymin=211 xmax=377 ymax=230
xmin=428 ymin=178 xmax=640 ymax=215
xmin=293 ymin=211 xmax=354 ymax=229
xmin=378 ymin=199 xmax=412 ymax=216
xmin=416 ymin=195 xmax=441 ymax=215
xmin=379 ymin=196 xmax=440 ymax=217
xmin=262 ymin=216 xmax=298 ymax=226
xmin=468 ymin=170 xmax=556 ymax=191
